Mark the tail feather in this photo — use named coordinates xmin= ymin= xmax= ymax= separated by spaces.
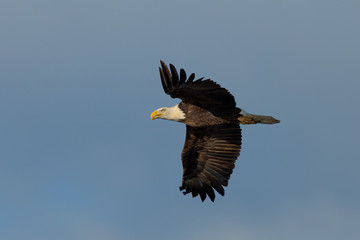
xmin=238 ymin=112 xmax=280 ymax=125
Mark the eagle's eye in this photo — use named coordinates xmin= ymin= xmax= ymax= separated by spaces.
xmin=160 ymin=109 xmax=166 ymax=112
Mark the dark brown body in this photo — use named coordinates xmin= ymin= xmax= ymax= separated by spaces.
xmin=178 ymin=102 xmax=241 ymax=127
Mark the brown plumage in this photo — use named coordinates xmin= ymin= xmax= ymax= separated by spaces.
xmin=180 ymin=124 xmax=241 ymax=201
xmin=151 ymin=60 xmax=279 ymax=202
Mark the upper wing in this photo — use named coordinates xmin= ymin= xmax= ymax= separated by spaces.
xmin=180 ymin=124 xmax=242 ymax=202
xmin=159 ymin=60 xmax=237 ymax=112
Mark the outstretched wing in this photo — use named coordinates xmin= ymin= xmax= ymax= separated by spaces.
xmin=159 ymin=60 xmax=237 ymax=113
xmin=180 ymin=124 xmax=242 ymax=202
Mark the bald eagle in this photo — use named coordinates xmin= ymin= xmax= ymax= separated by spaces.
xmin=151 ymin=61 xmax=279 ymax=202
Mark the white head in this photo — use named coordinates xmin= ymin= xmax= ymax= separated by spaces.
xmin=151 ymin=104 xmax=185 ymax=122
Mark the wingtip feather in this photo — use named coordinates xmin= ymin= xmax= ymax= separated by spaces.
xmin=169 ymin=64 xmax=179 ymax=87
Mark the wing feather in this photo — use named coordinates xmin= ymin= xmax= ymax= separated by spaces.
xmin=160 ymin=60 xmax=173 ymax=90
xmin=187 ymin=73 xmax=195 ymax=83
xmin=159 ymin=60 xmax=237 ymax=111
xmin=179 ymin=68 xmax=187 ymax=84
xmin=169 ymin=64 xmax=179 ymax=86
xmin=180 ymin=124 xmax=241 ymax=202
xmin=159 ymin=67 xmax=169 ymax=93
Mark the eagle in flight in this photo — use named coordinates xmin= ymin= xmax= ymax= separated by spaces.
xmin=151 ymin=61 xmax=279 ymax=202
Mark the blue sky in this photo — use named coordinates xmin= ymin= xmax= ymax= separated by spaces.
xmin=1 ymin=0 xmax=359 ymax=239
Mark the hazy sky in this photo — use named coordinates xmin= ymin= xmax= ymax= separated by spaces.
xmin=1 ymin=1 xmax=359 ymax=239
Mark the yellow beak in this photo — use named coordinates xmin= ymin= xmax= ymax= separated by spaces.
xmin=151 ymin=110 xmax=162 ymax=120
